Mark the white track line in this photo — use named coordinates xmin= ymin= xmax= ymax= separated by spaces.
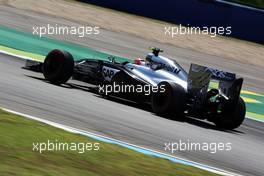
xmin=0 ymin=48 xmax=259 ymax=175
xmin=0 ymin=49 xmax=37 ymax=61
xmin=1 ymin=107 xmax=243 ymax=176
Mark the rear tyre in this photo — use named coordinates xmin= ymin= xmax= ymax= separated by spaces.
xmin=43 ymin=49 xmax=74 ymax=84
xmin=151 ymin=81 xmax=186 ymax=118
xmin=213 ymin=97 xmax=246 ymax=130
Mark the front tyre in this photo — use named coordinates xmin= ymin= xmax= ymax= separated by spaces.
xmin=43 ymin=49 xmax=74 ymax=84
xmin=213 ymin=97 xmax=246 ymax=130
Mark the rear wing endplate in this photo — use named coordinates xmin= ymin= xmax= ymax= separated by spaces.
xmin=187 ymin=63 xmax=243 ymax=102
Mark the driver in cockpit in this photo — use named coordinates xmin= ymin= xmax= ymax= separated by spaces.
xmin=145 ymin=47 xmax=165 ymax=70
xmin=134 ymin=47 xmax=164 ymax=69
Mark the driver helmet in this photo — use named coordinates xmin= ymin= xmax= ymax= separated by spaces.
xmin=146 ymin=47 xmax=164 ymax=64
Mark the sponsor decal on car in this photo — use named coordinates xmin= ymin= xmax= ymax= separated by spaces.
xmin=102 ymin=66 xmax=120 ymax=81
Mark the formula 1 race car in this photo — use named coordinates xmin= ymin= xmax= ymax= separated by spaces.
xmin=25 ymin=47 xmax=246 ymax=130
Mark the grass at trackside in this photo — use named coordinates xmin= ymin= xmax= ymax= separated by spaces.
xmin=229 ymin=0 xmax=264 ymax=9
xmin=0 ymin=109 xmax=220 ymax=176
xmin=227 ymin=0 xmax=264 ymax=9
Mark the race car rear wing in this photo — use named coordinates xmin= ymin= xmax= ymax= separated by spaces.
xmin=187 ymin=63 xmax=243 ymax=104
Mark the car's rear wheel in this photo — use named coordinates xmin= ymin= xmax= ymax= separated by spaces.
xmin=151 ymin=81 xmax=186 ymax=118
xmin=43 ymin=49 xmax=74 ymax=84
xmin=213 ymin=97 xmax=246 ymax=130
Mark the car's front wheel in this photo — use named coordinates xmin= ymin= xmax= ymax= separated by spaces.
xmin=43 ymin=49 xmax=74 ymax=84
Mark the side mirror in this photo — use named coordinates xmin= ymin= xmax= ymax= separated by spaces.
xmin=108 ymin=56 xmax=116 ymax=63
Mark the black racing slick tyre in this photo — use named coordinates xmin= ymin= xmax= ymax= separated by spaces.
xmin=213 ymin=97 xmax=246 ymax=130
xmin=43 ymin=49 xmax=74 ymax=84
xmin=151 ymin=81 xmax=186 ymax=118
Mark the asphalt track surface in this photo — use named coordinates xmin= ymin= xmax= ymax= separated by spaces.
xmin=1 ymin=55 xmax=264 ymax=176
xmin=0 ymin=4 xmax=264 ymax=176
